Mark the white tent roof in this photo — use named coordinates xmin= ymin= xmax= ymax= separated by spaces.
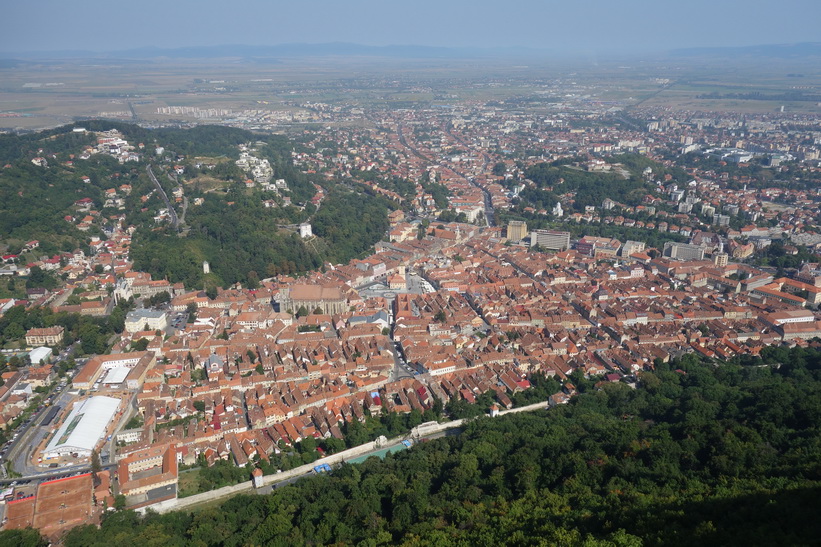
xmin=44 ymin=396 xmax=120 ymax=454
xmin=29 ymin=346 xmax=52 ymax=364
xmin=102 ymin=367 xmax=130 ymax=384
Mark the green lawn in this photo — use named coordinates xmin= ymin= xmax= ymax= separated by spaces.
xmin=177 ymin=468 xmax=202 ymax=498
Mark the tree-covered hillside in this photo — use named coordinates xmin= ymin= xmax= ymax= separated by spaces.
xmin=28 ymin=346 xmax=821 ymax=547
xmin=312 ymin=188 xmax=394 ymax=264
xmin=524 ymin=164 xmax=651 ymax=212
xmin=0 ymin=132 xmax=150 ymax=256
xmin=129 ymin=189 xmax=322 ymax=288
xmin=130 ymin=184 xmax=392 ymax=288
xmin=0 ymin=123 xmax=393 ymax=288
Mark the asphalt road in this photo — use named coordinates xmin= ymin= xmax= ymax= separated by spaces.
xmin=9 ymin=381 xmax=79 ymax=476
xmin=390 ymin=339 xmax=414 ymax=382
xmin=0 ymin=349 xmax=86 ymax=480
xmin=256 ymin=428 xmax=462 ymax=496
xmin=147 ymin=164 xmax=179 ymax=229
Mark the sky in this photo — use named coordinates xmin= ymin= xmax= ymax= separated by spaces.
xmin=1 ymin=0 xmax=818 ymax=56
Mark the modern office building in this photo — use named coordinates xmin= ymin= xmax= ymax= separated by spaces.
xmin=663 ymin=242 xmax=706 ymax=261
xmin=506 ymin=220 xmax=528 ymax=242
xmin=530 ymin=229 xmax=570 ymax=251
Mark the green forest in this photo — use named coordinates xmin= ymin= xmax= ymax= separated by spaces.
xmin=0 ymin=123 xmax=394 ymax=288
xmin=0 ymin=298 xmax=133 ymax=352
xmin=0 ymin=145 xmax=143 ymax=256
xmin=524 ymin=160 xmax=657 ymax=211
xmin=130 ymin=184 xmax=391 ymax=288
xmin=311 ymin=188 xmax=394 ymax=264
xmin=0 ymin=122 xmax=262 ymax=257
xmin=12 ymin=346 xmax=818 ymax=546
xmin=129 ymin=188 xmax=322 ymax=288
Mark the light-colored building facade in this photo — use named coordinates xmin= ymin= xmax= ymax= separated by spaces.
xmin=664 ymin=242 xmax=706 ymax=261
xmin=25 ymin=326 xmax=64 ymax=347
xmin=506 ymin=221 xmax=528 ymax=242
xmin=125 ymin=309 xmax=168 ymax=333
xmin=530 ymin=229 xmax=570 ymax=251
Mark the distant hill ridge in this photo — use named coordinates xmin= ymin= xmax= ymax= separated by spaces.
xmin=670 ymin=42 xmax=821 ymax=58
xmin=0 ymin=42 xmax=546 ymax=61
xmin=3 ymin=41 xmax=821 ymax=63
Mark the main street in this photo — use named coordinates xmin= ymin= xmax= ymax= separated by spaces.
xmin=397 ymin=123 xmax=496 ymax=228
xmin=354 ymin=272 xmax=432 ymax=382
xmin=444 ymin=125 xmax=495 ymax=227
xmin=5 ymin=376 xmax=80 ymax=478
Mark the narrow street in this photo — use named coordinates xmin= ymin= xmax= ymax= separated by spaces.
xmin=147 ymin=164 xmax=179 ymax=230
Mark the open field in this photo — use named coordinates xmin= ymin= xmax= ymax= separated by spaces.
xmin=177 ymin=469 xmax=201 ymax=498
xmin=1 ymin=56 xmax=820 ymax=131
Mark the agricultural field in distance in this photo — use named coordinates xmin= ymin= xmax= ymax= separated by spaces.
xmin=1 ymin=55 xmax=819 ymax=132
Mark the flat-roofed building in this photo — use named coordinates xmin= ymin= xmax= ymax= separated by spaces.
xmin=42 ymin=396 xmax=121 ymax=459
xmin=125 ymin=309 xmax=167 ymax=333
xmin=506 ymin=220 xmax=528 ymax=242
xmin=621 ymin=240 xmax=646 ymax=258
xmin=73 ymin=352 xmax=155 ymax=390
xmin=28 ymin=346 xmax=52 ymax=365
xmin=102 ymin=367 xmax=130 ymax=385
xmin=663 ymin=242 xmax=706 ymax=261
xmin=530 ymin=229 xmax=570 ymax=251
xmin=577 ymin=236 xmax=621 ymax=258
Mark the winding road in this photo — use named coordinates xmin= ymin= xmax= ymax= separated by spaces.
xmin=147 ymin=164 xmax=179 ymax=230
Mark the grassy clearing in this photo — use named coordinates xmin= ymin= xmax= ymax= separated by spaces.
xmin=177 ymin=468 xmax=202 ymax=498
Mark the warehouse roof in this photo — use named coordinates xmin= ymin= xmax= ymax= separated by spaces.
xmin=44 ymin=396 xmax=120 ymax=455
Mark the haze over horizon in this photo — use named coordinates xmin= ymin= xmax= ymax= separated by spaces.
xmin=1 ymin=0 xmax=819 ymax=57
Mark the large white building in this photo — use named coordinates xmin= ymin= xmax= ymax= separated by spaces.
xmin=663 ymin=242 xmax=706 ymax=261
xmin=28 ymin=346 xmax=52 ymax=365
xmin=530 ymin=230 xmax=570 ymax=251
xmin=42 ymin=396 xmax=121 ymax=459
xmin=124 ymin=309 xmax=168 ymax=333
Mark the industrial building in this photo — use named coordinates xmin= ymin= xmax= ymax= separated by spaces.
xmin=42 ymin=396 xmax=121 ymax=460
xmin=28 ymin=346 xmax=52 ymax=365
xmin=72 ymin=351 xmax=155 ymax=390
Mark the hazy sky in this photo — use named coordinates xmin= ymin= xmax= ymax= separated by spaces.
xmin=1 ymin=0 xmax=817 ymax=55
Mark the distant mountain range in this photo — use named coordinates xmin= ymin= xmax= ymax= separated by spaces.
xmin=0 ymin=42 xmax=548 ymax=61
xmin=2 ymin=42 xmax=821 ymax=62
xmin=669 ymin=42 xmax=821 ymax=59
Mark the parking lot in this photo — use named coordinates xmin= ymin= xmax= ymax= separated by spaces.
xmin=167 ymin=311 xmax=188 ymax=332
